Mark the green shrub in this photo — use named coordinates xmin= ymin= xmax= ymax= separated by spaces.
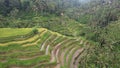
xmin=32 ymin=28 xmax=38 ymax=34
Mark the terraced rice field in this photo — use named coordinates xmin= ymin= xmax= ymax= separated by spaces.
xmin=0 ymin=28 xmax=91 ymax=68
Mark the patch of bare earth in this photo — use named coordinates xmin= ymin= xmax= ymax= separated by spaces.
xmin=70 ymin=48 xmax=84 ymax=68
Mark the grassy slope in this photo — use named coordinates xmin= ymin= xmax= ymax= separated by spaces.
xmin=0 ymin=28 xmax=51 ymax=68
xmin=0 ymin=28 xmax=32 ymax=38
xmin=0 ymin=15 xmax=83 ymax=37
xmin=0 ymin=28 xmax=93 ymax=68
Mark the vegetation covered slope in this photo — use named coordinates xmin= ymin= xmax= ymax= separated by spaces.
xmin=0 ymin=0 xmax=120 ymax=68
xmin=0 ymin=28 xmax=95 ymax=68
xmin=0 ymin=15 xmax=83 ymax=37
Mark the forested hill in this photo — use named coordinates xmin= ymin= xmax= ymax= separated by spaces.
xmin=0 ymin=0 xmax=120 ymax=26
xmin=0 ymin=0 xmax=120 ymax=68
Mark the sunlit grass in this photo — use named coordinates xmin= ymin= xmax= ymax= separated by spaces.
xmin=0 ymin=28 xmax=32 ymax=38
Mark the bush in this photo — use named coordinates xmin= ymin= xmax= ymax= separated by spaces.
xmin=32 ymin=28 xmax=38 ymax=34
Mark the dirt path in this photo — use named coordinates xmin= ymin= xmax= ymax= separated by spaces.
xmin=59 ymin=41 xmax=77 ymax=66
xmin=80 ymin=40 xmax=84 ymax=44
xmin=74 ymin=49 xmax=85 ymax=68
xmin=56 ymin=48 xmax=60 ymax=63
xmin=46 ymin=36 xmax=59 ymax=62
xmin=19 ymin=55 xmax=41 ymax=60
xmin=50 ymin=39 xmax=69 ymax=68
xmin=51 ymin=39 xmax=77 ymax=68
xmin=40 ymin=34 xmax=52 ymax=51
xmin=22 ymin=39 xmax=41 ymax=47
xmin=10 ymin=66 xmax=27 ymax=68
xmin=0 ymin=59 xmax=7 ymax=63
xmin=50 ymin=41 xmax=64 ymax=62
xmin=45 ymin=45 xmax=50 ymax=55
xmin=71 ymin=41 xmax=89 ymax=68
xmin=54 ymin=40 xmax=77 ymax=68
xmin=18 ymin=51 xmax=44 ymax=60
xmin=66 ymin=47 xmax=77 ymax=65
xmin=60 ymin=49 xmax=67 ymax=66
xmin=70 ymin=48 xmax=84 ymax=68
xmin=54 ymin=64 xmax=60 ymax=68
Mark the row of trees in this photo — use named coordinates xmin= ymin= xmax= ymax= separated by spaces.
xmin=0 ymin=0 xmax=119 ymax=26
xmin=0 ymin=0 xmax=80 ymax=16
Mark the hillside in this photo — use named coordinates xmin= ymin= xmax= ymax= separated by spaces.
xmin=0 ymin=28 xmax=95 ymax=68
xmin=0 ymin=0 xmax=120 ymax=68
xmin=0 ymin=16 xmax=83 ymax=37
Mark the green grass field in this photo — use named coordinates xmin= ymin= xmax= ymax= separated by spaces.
xmin=0 ymin=28 xmax=32 ymax=38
